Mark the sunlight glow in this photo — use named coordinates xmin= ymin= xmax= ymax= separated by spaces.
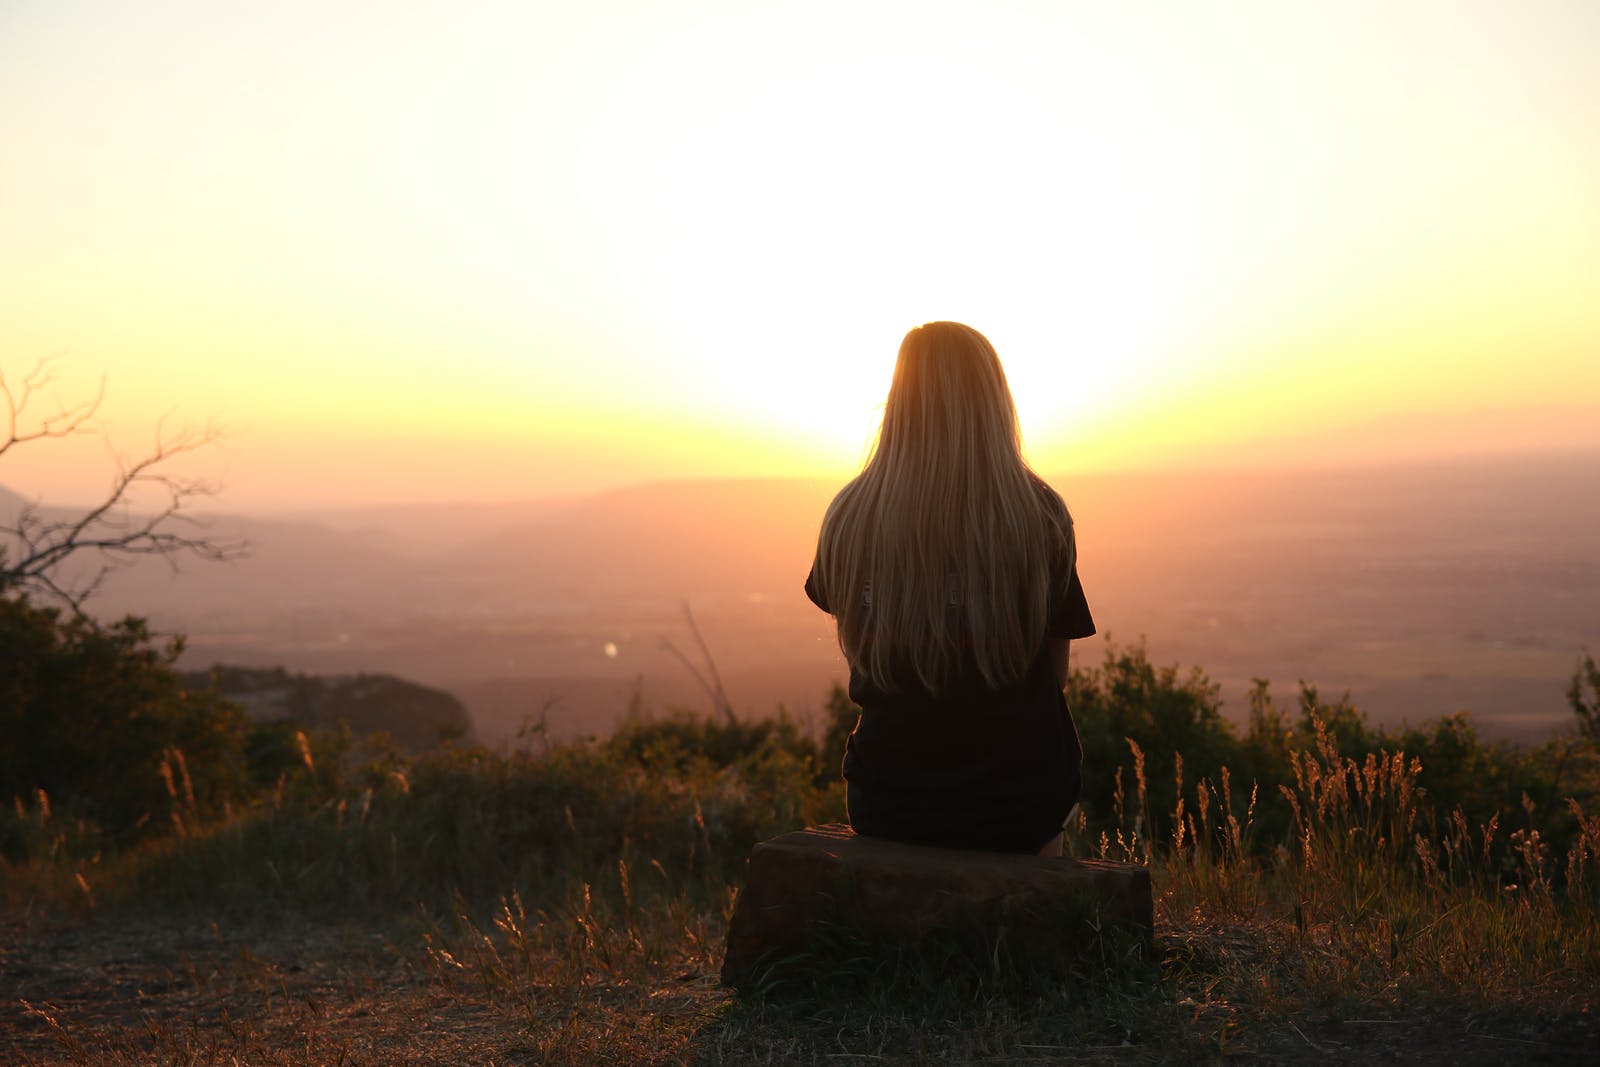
xmin=1 ymin=1 xmax=1595 ymax=507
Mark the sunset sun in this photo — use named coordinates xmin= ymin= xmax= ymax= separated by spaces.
xmin=1 ymin=0 xmax=1593 ymax=504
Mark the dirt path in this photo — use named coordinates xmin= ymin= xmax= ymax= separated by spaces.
xmin=6 ymin=912 xmax=1598 ymax=1065
xmin=3 ymin=914 xmax=537 ymax=1065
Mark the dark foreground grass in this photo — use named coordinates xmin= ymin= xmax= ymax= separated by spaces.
xmin=8 ymin=881 xmax=1597 ymax=1065
xmin=6 ymin=711 xmax=1600 ymax=1063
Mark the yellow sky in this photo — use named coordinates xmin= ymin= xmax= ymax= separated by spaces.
xmin=2 ymin=1 xmax=1596 ymax=510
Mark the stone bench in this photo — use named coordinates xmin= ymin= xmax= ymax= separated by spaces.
xmin=721 ymin=823 xmax=1153 ymax=987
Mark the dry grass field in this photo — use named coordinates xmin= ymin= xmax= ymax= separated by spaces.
xmin=7 ymin=658 xmax=1600 ymax=1064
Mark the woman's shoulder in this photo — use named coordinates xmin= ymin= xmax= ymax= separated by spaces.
xmin=1028 ymin=475 xmax=1073 ymax=526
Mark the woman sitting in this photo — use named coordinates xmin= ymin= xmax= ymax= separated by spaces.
xmin=806 ymin=321 xmax=1095 ymax=857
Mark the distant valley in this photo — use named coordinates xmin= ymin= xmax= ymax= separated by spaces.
xmin=47 ymin=448 xmax=1600 ymax=745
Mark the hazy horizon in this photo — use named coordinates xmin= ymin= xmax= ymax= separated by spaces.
xmin=8 ymin=433 xmax=1600 ymax=518
xmin=279 ymin=437 xmax=1600 ymax=516
xmin=13 ymin=448 xmax=1584 ymax=751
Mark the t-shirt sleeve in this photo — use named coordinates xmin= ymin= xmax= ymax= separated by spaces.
xmin=804 ymin=558 xmax=829 ymax=613
xmin=1047 ymin=520 xmax=1095 ymax=639
xmin=1049 ymin=566 xmax=1096 ymax=639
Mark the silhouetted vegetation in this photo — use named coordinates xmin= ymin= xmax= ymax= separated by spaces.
xmin=1070 ymin=641 xmax=1600 ymax=874
xmin=182 ymin=664 xmax=475 ymax=753
xmin=1570 ymin=650 xmax=1600 ymax=741
xmin=0 ymin=595 xmax=248 ymax=851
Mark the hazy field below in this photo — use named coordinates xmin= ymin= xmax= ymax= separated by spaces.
xmin=67 ymin=447 xmax=1600 ymax=745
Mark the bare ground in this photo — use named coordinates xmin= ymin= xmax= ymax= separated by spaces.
xmin=3 ymin=913 xmax=552 ymax=1065
xmin=5 ymin=911 xmax=1598 ymax=1065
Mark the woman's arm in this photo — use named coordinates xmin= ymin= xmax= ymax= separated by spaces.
xmin=1050 ymin=638 xmax=1071 ymax=691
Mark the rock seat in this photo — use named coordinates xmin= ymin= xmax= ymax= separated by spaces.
xmin=721 ymin=823 xmax=1153 ymax=987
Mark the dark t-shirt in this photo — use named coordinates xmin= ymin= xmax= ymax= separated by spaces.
xmin=804 ymin=541 xmax=1095 ymax=854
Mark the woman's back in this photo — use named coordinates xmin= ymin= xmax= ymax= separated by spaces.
xmin=807 ymin=322 xmax=1095 ymax=854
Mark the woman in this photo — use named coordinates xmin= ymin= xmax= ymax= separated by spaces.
xmin=805 ymin=321 xmax=1095 ymax=856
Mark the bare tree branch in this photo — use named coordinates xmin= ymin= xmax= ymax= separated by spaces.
xmin=1 ymin=360 xmax=249 ymax=613
xmin=0 ymin=355 xmax=104 ymax=461
xmin=660 ymin=600 xmax=736 ymax=723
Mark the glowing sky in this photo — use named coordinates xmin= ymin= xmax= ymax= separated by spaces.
xmin=2 ymin=1 xmax=1596 ymax=509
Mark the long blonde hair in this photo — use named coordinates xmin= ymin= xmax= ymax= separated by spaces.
xmin=814 ymin=322 xmax=1072 ymax=694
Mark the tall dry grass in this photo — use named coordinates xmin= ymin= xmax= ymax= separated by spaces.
xmin=7 ymin=676 xmax=1600 ymax=1063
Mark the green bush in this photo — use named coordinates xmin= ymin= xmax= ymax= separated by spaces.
xmin=0 ymin=594 xmax=248 ymax=852
xmin=1065 ymin=642 xmax=1600 ymax=874
xmin=1068 ymin=642 xmax=1235 ymax=840
xmin=605 ymin=707 xmax=819 ymax=775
